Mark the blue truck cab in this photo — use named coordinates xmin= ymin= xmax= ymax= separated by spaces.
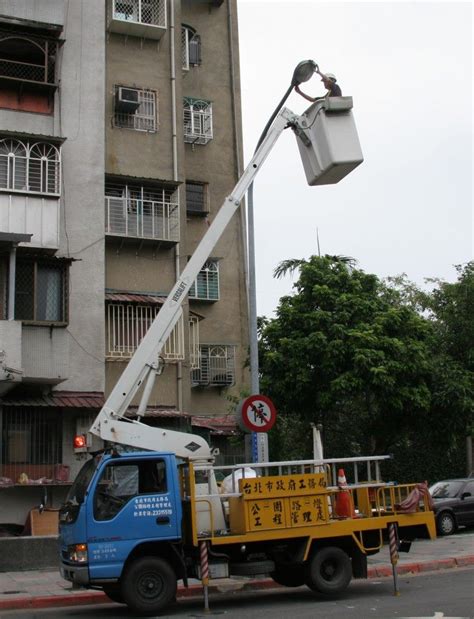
xmin=59 ymin=450 xmax=185 ymax=612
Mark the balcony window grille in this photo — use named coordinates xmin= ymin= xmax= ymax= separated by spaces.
xmin=189 ymin=260 xmax=219 ymax=301
xmin=105 ymin=181 xmax=179 ymax=242
xmin=1 ymin=407 xmax=62 ymax=484
xmin=114 ymin=87 xmax=157 ymax=132
xmin=106 ymin=302 xmax=184 ymax=361
xmin=0 ymin=138 xmax=60 ymax=195
xmin=191 ymin=344 xmax=235 ymax=387
xmin=14 ymin=260 xmax=67 ymax=323
xmin=181 ymin=26 xmax=201 ymax=71
xmin=113 ymin=0 xmax=166 ymax=28
xmin=0 ymin=32 xmax=59 ymax=86
xmin=186 ymin=181 xmax=208 ymax=215
xmin=183 ymin=97 xmax=213 ymax=145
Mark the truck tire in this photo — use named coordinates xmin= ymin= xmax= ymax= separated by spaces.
xmin=121 ymin=556 xmax=177 ymax=616
xmin=271 ymin=565 xmax=305 ymax=587
xmin=229 ymin=560 xmax=275 ymax=576
xmin=305 ymin=546 xmax=352 ymax=595
xmin=102 ymin=584 xmax=124 ymax=604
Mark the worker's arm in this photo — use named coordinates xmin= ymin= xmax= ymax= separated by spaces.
xmin=295 ymin=84 xmax=316 ymax=103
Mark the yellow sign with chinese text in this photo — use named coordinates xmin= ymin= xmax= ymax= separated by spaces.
xmin=239 ymin=473 xmax=327 ymax=499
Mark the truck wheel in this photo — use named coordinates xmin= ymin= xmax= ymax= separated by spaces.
xmin=102 ymin=584 xmax=124 ymax=604
xmin=229 ymin=560 xmax=275 ymax=576
xmin=271 ymin=565 xmax=305 ymax=587
xmin=437 ymin=511 xmax=456 ymax=536
xmin=305 ymin=546 xmax=352 ymax=595
xmin=122 ymin=556 xmax=177 ymax=616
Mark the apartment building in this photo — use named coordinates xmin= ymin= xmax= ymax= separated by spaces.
xmin=0 ymin=0 xmax=248 ymax=528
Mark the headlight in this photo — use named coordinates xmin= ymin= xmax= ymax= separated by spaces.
xmin=67 ymin=543 xmax=88 ymax=563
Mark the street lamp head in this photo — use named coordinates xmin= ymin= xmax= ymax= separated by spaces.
xmin=291 ymin=59 xmax=318 ymax=86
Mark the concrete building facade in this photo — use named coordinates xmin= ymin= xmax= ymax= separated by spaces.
xmin=0 ymin=0 xmax=248 ymax=528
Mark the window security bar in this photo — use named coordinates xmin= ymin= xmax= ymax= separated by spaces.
xmin=0 ymin=139 xmax=61 ymax=195
xmin=183 ymin=98 xmax=213 ymax=145
xmin=181 ymin=26 xmax=201 ymax=71
xmin=107 ymin=303 xmax=185 ymax=361
xmin=0 ymin=407 xmax=63 ymax=485
xmin=114 ymin=88 xmax=157 ymax=132
xmin=0 ymin=33 xmax=59 ymax=86
xmin=191 ymin=344 xmax=235 ymax=387
xmin=189 ymin=260 xmax=219 ymax=301
xmin=188 ymin=315 xmax=200 ymax=370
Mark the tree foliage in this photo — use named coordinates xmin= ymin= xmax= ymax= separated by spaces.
xmin=259 ymin=257 xmax=474 ymax=482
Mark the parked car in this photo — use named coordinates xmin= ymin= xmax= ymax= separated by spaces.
xmin=429 ymin=478 xmax=474 ymax=535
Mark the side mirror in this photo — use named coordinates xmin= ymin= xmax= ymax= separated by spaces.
xmin=461 ymin=492 xmax=472 ymax=500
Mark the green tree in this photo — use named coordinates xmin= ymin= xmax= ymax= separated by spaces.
xmin=385 ymin=263 xmax=474 ymax=479
xmin=260 ymin=256 xmax=432 ymax=464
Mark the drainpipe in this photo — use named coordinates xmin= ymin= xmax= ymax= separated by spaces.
xmin=170 ymin=0 xmax=183 ymax=413
xmin=8 ymin=245 xmax=16 ymax=320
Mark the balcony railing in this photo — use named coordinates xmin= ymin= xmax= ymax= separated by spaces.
xmin=108 ymin=0 xmax=167 ymax=39
xmin=105 ymin=196 xmax=179 ymax=242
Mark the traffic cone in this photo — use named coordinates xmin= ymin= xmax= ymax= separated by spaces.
xmin=335 ymin=468 xmax=356 ymax=518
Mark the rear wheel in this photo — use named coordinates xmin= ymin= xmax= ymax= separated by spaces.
xmin=437 ymin=511 xmax=456 ymax=536
xmin=305 ymin=546 xmax=352 ymax=595
xmin=121 ymin=556 xmax=177 ymax=616
xmin=271 ymin=565 xmax=305 ymax=587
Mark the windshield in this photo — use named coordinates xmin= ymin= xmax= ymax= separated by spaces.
xmin=429 ymin=481 xmax=463 ymax=499
xmin=65 ymin=456 xmax=101 ymax=505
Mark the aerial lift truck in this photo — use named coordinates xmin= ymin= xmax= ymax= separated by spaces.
xmin=59 ymin=84 xmax=436 ymax=615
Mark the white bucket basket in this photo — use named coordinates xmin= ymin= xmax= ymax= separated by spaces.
xmin=296 ymin=96 xmax=364 ymax=186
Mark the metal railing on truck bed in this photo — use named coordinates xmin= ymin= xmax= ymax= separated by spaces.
xmin=182 ymin=456 xmax=435 ymax=543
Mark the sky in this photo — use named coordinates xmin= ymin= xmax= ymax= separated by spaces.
xmin=236 ymin=1 xmax=473 ymax=318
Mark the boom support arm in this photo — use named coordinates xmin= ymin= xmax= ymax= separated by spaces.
xmin=90 ymin=108 xmax=300 ymax=460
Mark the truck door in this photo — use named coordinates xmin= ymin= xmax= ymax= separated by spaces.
xmin=86 ymin=456 xmax=182 ymax=580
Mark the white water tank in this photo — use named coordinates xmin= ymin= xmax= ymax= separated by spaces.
xmin=296 ymin=96 xmax=363 ymax=185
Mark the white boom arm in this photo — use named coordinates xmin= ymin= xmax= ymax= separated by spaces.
xmin=90 ymin=107 xmax=300 ymax=460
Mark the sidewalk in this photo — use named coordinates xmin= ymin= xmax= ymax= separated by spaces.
xmin=1 ymin=533 xmax=473 ymax=612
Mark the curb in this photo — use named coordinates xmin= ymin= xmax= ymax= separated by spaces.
xmin=1 ymin=555 xmax=473 ymax=612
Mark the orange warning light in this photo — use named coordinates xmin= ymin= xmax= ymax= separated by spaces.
xmin=73 ymin=434 xmax=87 ymax=449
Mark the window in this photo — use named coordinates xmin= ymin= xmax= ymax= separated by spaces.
xmin=0 ymin=138 xmax=60 ymax=195
xmin=0 ymin=31 xmax=58 ymax=86
xmin=106 ymin=300 xmax=185 ymax=360
xmin=1 ymin=407 xmax=62 ymax=483
xmin=186 ymin=181 xmax=208 ymax=215
xmin=183 ymin=97 xmax=213 ymax=145
xmin=0 ymin=29 xmax=60 ymax=113
xmin=14 ymin=260 xmax=67 ymax=323
xmin=94 ymin=459 xmax=167 ymax=521
xmin=114 ymin=86 xmax=157 ymax=132
xmin=113 ymin=0 xmax=166 ymax=28
xmin=105 ymin=181 xmax=179 ymax=241
xmin=181 ymin=25 xmax=201 ymax=71
xmin=191 ymin=344 xmax=235 ymax=387
xmin=189 ymin=260 xmax=219 ymax=301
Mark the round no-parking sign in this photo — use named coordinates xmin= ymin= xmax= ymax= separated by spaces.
xmin=238 ymin=395 xmax=277 ymax=433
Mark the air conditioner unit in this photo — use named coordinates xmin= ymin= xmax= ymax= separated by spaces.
xmin=115 ymin=87 xmax=140 ymax=113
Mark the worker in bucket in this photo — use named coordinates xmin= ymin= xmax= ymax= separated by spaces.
xmin=295 ymin=70 xmax=342 ymax=101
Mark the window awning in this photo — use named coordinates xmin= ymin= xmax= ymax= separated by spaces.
xmin=0 ymin=232 xmax=32 ymax=251
xmin=0 ymin=391 xmax=105 ymax=408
